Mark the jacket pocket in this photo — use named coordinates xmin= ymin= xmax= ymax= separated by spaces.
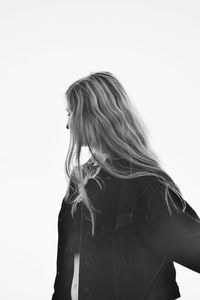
xmin=101 ymin=211 xmax=134 ymax=232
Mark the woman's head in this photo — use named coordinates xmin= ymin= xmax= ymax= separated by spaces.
xmin=65 ymin=71 xmax=152 ymax=162
xmin=64 ymin=71 xmax=186 ymax=236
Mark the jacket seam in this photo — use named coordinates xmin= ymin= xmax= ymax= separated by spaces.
xmin=143 ymin=257 xmax=168 ymax=299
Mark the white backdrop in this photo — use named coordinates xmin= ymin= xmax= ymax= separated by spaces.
xmin=0 ymin=0 xmax=200 ymax=299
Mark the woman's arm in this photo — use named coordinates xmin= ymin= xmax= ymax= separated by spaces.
xmin=136 ymin=175 xmax=200 ymax=273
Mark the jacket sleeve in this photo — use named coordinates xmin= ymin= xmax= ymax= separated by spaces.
xmin=135 ymin=175 xmax=200 ymax=273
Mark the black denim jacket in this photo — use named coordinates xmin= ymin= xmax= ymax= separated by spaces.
xmin=51 ymin=166 xmax=200 ymax=300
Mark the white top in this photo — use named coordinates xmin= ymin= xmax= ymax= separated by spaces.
xmin=71 ymin=253 xmax=80 ymax=300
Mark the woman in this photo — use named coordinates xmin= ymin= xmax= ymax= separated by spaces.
xmin=51 ymin=71 xmax=200 ymax=300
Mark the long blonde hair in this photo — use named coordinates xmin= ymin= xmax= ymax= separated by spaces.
xmin=64 ymin=71 xmax=186 ymax=235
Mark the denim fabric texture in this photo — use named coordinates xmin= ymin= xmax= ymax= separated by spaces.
xmin=51 ymin=160 xmax=200 ymax=300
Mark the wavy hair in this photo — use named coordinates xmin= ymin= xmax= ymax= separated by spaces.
xmin=64 ymin=71 xmax=186 ymax=236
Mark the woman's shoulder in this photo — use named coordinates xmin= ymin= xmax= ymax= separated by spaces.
xmin=122 ymin=173 xmax=164 ymax=191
